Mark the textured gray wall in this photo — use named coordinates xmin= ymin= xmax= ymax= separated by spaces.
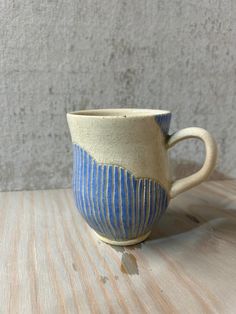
xmin=0 ymin=0 xmax=235 ymax=191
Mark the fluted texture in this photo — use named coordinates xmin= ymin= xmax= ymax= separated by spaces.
xmin=73 ymin=144 xmax=168 ymax=241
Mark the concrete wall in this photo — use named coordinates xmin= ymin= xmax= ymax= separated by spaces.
xmin=1 ymin=0 xmax=235 ymax=191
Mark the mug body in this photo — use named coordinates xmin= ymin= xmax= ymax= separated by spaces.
xmin=67 ymin=109 xmax=172 ymax=245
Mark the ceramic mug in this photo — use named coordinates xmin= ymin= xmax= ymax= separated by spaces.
xmin=67 ymin=109 xmax=217 ymax=246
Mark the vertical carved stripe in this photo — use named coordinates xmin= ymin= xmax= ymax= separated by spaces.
xmin=86 ymin=154 xmax=91 ymax=218
xmin=124 ymin=170 xmax=130 ymax=238
xmin=129 ymin=176 xmax=135 ymax=237
xmin=143 ymin=179 xmax=148 ymax=233
xmin=153 ymin=183 xmax=159 ymax=224
xmin=103 ymin=165 xmax=111 ymax=236
xmin=137 ymin=179 xmax=142 ymax=236
xmin=120 ymin=169 xmax=128 ymax=238
xmin=114 ymin=167 xmax=120 ymax=238
xmin=96 ymin=166 xmax=107 ymax=233
xmin=147 ymin=180 xmax=153 ymax=226
xmin=84 ymin=151 xmax=93 ymax=227
xmin=144 ymin=179 xmax=151 ymax=233
xmin=132 ymin=176 xmax=136 ymax=237
xmin=90 ymin=159 xmax=95 ymax=220
xmin=149 ymin=182 xmax=156 ymax=226
xmin=160 ymin=187 xmax=165 ymax=218
xmin=160 ymin=185 xmax=166 ymax=220
xmin=142 ymin=179 xmax=147 ymax=234
xmin=98 ymin=165 xmax=108 ymax=235
xmin=73 ymin=145 xmax=77 ymax=207
xmin=156 ymin=185 xmax=162 ymax=223
xmin=147 ymin=179 xmax=151 ymax=228
xmin=77 ymin=146 xmax=81 ymax=211
xmin=155 ymin=184 xmax=159 ymax=223
xmin=74 ymin=145 xmax=78 ymax=209
xmin=138 ymin=179 xmax=145 ymax=235
xmin=108 ymin=165 xmax=115 ymax=232
xmin=152 ymin=183 xmax=158 ymax=224
xmin=106 ymin=165 xmax=116 ymax=238
xmin=94 ymin=163 xmax=104 ymax=234
xmin=100 ymin=165 xmax=107 ymax=235
xmin=83 ymin=150 xmax=90 ymax=222
xmin=90 ymin=157 xmax=99 ymax=229
xmin=77 ymin=147 xmax=82 ymax=216
xmin=134 ymin=180 xmax=140 ymax=237
xmin=118 ymin=168 xmax=126 ymax=239
xmin=74 ymin=147 xmax=83 ymax=212
xmin=89 ymin=159 xmax=100 ymax=233
xmin=126 ymin=172 xmax=133 ymax=237
xmin=72 ymin=145 xmax=76 ymax=202
xmin=139 ymin=180 xmax=144 ymax=236
xmin=103 ymin=165 xmax=113 ymax=238
xmin=100 ymin=165 xmax=110 ymax=237
xmin=112 ymin=166 xmax=118 ymax=238
xmin=80 ymin=148 xmax=86 ymax=219
xmin=88 ymin=156 xmax=96 ymax=229
xmin=95 ymin=163 xmax=99 ymax=222
xmin=134 ymin=179 xmax=139 ymax=237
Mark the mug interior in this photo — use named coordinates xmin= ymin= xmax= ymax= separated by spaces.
xmin=68 ymin=108 xmax=170 ymax=118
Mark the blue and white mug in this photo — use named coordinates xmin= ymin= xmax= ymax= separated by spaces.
xmin=67 ymin=109 xmax=217 ymax=245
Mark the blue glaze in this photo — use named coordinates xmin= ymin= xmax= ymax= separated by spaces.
xmin=155 ymin=113 xmax=171 ymax=136
xmin=120 ymin=168 xmax=128 ymax=238
xmin=127 ymin=172 xmax=132 ymax=229
xmin=72 ymin=144 xmax=169 ymax=241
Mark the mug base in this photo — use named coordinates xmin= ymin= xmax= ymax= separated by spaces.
xmin=94 ymin=231 xmax=151 ymax=246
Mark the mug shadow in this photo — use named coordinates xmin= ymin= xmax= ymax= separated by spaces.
xmin=146 ymin=160 xmax=234 ymax=243
xmin=107 ymin=163 xmax=236 ymax=281
xmin=126 ymin=178 xmax=236 ymax=251
xmin=148 ymin=203 xmax=236 ymax=244
xmin=107 ymin=179 xmax=236 ymax=280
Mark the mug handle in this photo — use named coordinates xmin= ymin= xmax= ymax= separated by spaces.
xmin=167 ymin=127 xmax=217 ymax=198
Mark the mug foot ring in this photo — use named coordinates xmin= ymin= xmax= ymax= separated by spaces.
xmin=94 ymin=231 xmax=151 ymax=246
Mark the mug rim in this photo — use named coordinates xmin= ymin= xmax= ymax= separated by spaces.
xmin=67 ymin=108 xmax=171 ymax=119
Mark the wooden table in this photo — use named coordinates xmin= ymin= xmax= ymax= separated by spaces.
xmin=0 ymin=181 xmax=235 ymax=314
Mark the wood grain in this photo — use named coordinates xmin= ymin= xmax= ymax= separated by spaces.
xmin=0 ymin=180 xmax=236 ymax=313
